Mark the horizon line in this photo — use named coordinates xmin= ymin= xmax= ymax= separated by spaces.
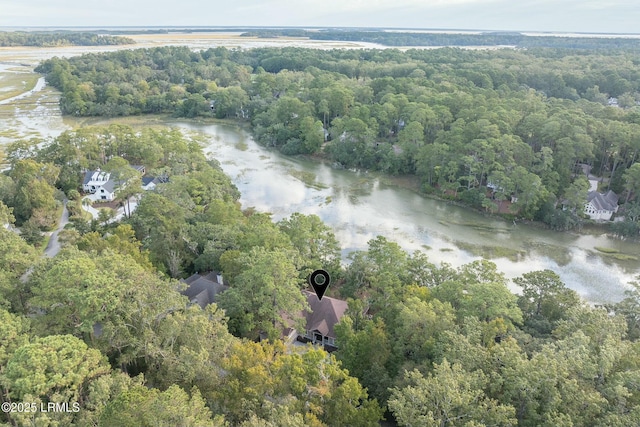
xmin=1 ymin=26 xmax=639 ymax=37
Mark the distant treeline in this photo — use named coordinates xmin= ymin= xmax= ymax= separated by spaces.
xmin=0 ymin=31 xmax=135 ymax=47
xmin=241 ymin=29 xmax=640 ymax=50
xmin=104 ymin=28 xmax=250 ymax=35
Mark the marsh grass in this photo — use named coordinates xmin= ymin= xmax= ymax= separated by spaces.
xmin=607 ymin=253 xmax=639 ymax=261
xmin=0 ymin=128 xmax=21 ymax=139
xmin=594 ymin=246 xmax=619 ymax=254
xmin=446 ymin=219 xmax=510 ymax=234
xmin=522 ymin=240 xmax=573 ymax=266
xmin=288 ymin=168 xmax=328 ymax=190
xmin=0 ymin=72 xmax=39 ymax=101
xmin=591 ymin=247 xmax=638 ymax=261
xmin=455 ymin=241 xmax=526 ymax=261
xmin=235 ymin=141 xmax=248 ymax=151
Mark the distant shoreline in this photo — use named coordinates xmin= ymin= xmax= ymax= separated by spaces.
xmin=1 ymin=26 xmax=639 ymax=39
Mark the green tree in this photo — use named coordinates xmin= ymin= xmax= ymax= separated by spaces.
xmin=211 ymin=86 xmax=249 ymax=119
xmin=19 ymin=219 xmax=45 ymax=246
xmin=298 ymin=116 xmax=324 ymax=154
xmin=278 ymin=213 xmax=341 ymax=278
xmin=334 ymin=315 xmax=393 ymax=403
xmin=10 ymin=161 xmax=59 ymax=227
xmin=433 ymin=261 xmax=523 ymax=327
xmin=144 ymin=304 xmax=235 ymax=394
xmin=2 ymin=334 xmax=111 ymax=427
xmin=4 ymin=139 xmax=39 ymax=169
xmin=103 ymin=157 xmax=143 ymax=218
xmin=0 ymin=308 xmax=30 ymax=369
xmin=129 ymin=192 xmax=191 ymax=277
xmin=389 ymin=360 xmax=517 ymax=427
xmin=177 ymin=93 xmax=210 ymax=118
xmin=0 ymin=201 xmax=15 ymax=225
xmin=25 ymin=249 xmax=186 ymax=368
xmin=405 ymin=250 xmax=456 ymax=288
xmin=562 ymin=176 xmax=590 ymax=213
xmin=0 ymin=227 xmax=38 ymax=311
xmin=342 ymin=236 xmax=408 ymax=306
xmin=77 ymin=224 xmax=153 ymax=270
xmin=610 ymin=277 xmax=640 ymax=340
xmin=190 ymin=222 xmax=242 ymax=272
xmin=99 ymin=384 xmax=220 ymax=427
xmin=514 ymin=269 xmax=580 ymax=336
xmin=623 ymin=162 xmax=640 ymax=203
xmin=217 ymin=247 xmax=307 ymax=340
xmin=212 ymin=340 xmax=383 ymax=426
xmin=392 ymin=296 xmax=457 ymax=365
xmin=238 ymin=212 xmax=292 ymax=253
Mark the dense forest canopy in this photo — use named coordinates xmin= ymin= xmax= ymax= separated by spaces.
xmin=1 ymin=125 xmax=640 ymax=426
xmin=0 ymin=31 xmax=134 ymax=47
xmin=36 ymin=45 xmax=640 ymax=234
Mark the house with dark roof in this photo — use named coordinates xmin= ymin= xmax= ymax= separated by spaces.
xmin=181 ymin=272 xmax=228 ymax=309
xmin=180 ymin=273 xmax=350 ymax=350
xmin=141 ymin=176 xmax=159 ymax=191
xmin=584 ymin=190 xmax=619 ymax=221
xmin=297 ymin=291 xmax=349 ymax=351
xmin=131 ymin=165 xmax=146 ymax=174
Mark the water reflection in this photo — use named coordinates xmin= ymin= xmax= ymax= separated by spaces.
xmin=3 ymin=103 xmax=637 ymax=304
xmin=175 ymin=121 xmax=639 ymax=304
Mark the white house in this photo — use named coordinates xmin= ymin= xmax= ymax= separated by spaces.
xmin=584 ymin=190 xmax=619 ymax=221
xmin=95 ymin=179 xmax=117 ymax=201
xmin=82 ymin=170 xmax=110 ymax=193
xmin=82 ymin=170 xmax=117 ymax=201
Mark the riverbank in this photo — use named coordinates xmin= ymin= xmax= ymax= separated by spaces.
xmin=64 ymin=113 xmax=627 ymax=242
xmin=215 ymin=117 xmax=627 ymax=243
xmin=5 ymin=108 xmax=638 ymax=302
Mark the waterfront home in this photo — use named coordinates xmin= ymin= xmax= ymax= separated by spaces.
xmin=584 ymin=190 xmax=619 ymax=221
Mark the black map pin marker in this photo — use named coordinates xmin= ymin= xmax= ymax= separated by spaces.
xmin=309 ymin=269 xmax=331 ymax=301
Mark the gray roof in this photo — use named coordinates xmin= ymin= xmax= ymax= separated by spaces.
xmin=101 ymin=179 xmax=116 ymax=193
xmin=302 ymin=291 xmax=348 ymax=339
xmin=181 ymin=272 xmax=228 ymax=309
xmin=141 ymin=176 xmax=156 ymax=186
xmin=82 ymin=171 xmax=93 ymax=185
xmin=587 ymin=190 xmax=619 ymax=212
xmin=84 ymin=170 xmax=111 ymax=186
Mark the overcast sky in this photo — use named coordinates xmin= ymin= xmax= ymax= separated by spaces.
xmin=1 ymin=0 xmax=638 ymax=34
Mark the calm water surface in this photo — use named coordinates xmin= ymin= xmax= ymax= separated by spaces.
xmin=173 ymin=121 xmax=640 ymax=304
